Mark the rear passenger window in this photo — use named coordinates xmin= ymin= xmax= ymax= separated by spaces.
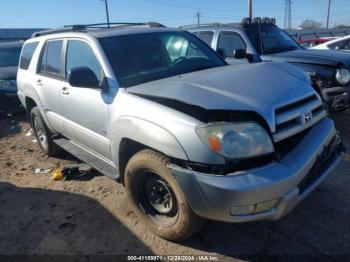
xmin=198 ymin=31 xmax=214 ymax=46
xmin=217 ymin=32 xmax=246 ymax=57
xmin=65 ymin=40 xmax=102 ymax=82
xmin=20 ymin=42 xmax=38 ymax=70
xmin=38 ymin=40 xmax=63 ymax=76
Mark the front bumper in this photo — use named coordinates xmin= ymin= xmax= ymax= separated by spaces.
xmin=170 ymin=117 xmax=344 ymax=223
xmin=0 ymin=90 xmax=23 ymax=115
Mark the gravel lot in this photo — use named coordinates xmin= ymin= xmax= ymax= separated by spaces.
xmin=0 ymin=110 xmax=349 ymax=259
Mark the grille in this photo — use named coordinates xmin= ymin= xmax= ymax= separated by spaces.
xmin=273 ymin=94 xmax=326 ymax=142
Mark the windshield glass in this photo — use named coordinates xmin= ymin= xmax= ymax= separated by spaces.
xmin=0 ymin=48 xmax=21 ymax=67
xmin=99 ymin=31 xmax=225 ymax=87
xmin=246 ymin=26 xmax=300 ymax=55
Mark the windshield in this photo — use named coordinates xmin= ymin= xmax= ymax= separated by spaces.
xmin=246 ymin=26 xmax=300 ymax=55
xmin=0 ymin=47 xmax=21 ymax=67
xmin=99 ymin=31 xmax=225 ymax=87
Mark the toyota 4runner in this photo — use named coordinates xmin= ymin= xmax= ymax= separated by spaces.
xmin=186 ymin=18 xmax=350 ymax=112
xmin=17 ymin=23 xmax=344 ymax=241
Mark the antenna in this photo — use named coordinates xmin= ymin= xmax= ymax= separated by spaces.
xmin=284 ymin=0 xmax=292 ymax=29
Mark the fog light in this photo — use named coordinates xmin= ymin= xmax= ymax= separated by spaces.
xmin=230 ymin=205 xmax=256 ymax=216
xmin=255 ymin=199 xmax=279 ymax=213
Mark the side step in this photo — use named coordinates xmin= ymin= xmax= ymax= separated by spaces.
xmin=53 ymin=137 xmax=120 ymax=181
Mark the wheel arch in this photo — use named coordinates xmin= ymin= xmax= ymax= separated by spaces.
xmin=110 ymin=116 xmax=189 ymax=181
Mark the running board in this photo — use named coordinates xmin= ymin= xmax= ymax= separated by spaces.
xmin=53 ymin=137 xmax=120 ymax=181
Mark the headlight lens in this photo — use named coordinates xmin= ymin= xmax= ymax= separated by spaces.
xmin=335 ymin=68 xmax=350 ymax=85
xmin=0 ymin=80 xmax=16 ymax=89
xmin=196 ymin=122 xmax=274 ymax=159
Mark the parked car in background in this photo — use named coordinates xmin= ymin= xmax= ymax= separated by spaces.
xmin=312 ymin=35 xmax=350 ymax=51
xmin=186 ymin=18 xmax=350 ymax=112
xmin=17 ymin=23 xmax=344 ymax=241
xmin=0 ymin=41 xmax=23 ymax=117
xmin=298 ymin=38 xmax=331 ymax=48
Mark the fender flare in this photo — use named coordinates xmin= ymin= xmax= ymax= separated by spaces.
xmin=110 ymin=116 xmax=189 ymax=168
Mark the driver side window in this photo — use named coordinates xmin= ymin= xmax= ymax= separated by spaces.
xmin=65 ymin=40 xmax=103 ymax=82
xmin=217 ymin=32 xmax=246 ymax=57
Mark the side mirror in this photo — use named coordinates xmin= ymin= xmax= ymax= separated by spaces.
xmin=233 ymin=49 xmax=247 ymax=59
xmin=68 ymin=67 xmax=99 ymax=88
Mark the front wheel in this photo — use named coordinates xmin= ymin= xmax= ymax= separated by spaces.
xmin=125 ymin=149 xmax=205 ymax=241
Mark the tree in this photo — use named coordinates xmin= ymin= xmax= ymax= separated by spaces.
xmin=299 ymin=19 xmax=322 ymax=29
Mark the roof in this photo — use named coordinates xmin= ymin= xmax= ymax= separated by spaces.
xmin=88 ymin=26 xmax=181 ymax=38
xmin=31 ymin=23 xmax=178 ymax=39
xmin=183 ymin=22 xmax=276 ymax=31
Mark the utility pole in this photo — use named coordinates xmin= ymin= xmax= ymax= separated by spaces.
xmin=196 ymin=11 xmax=201 ymax=26
xmin=101 ymin=0 xmax=110 ymax=28
xmin=248 ymin=0 xmax=252 ymax=19
xmin=326 ymin=0 xmax=331 ymax=29
xmin=284 ymin=0 xmax=292 ymax=29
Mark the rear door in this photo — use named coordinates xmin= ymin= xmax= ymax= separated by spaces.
xmin=36 ymin=39 xmax=65 ymax=133
xmin=60 ymin=39 xmax=111 ymax=158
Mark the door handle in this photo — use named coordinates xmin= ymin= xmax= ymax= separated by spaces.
xmin=36 ymin=79 xmax=42 ymax=86
xmin=62 ymin=87 xmax=69 ymax=95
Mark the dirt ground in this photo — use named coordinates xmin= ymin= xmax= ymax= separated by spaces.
xmin=0 ymin=110 xmax=349 ymax=260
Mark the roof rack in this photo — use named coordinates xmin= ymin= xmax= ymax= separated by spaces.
xmin=31 ymin=22 xmax=166 ymax=38
xmin=180 ymin=23 xmax=225 ymax=29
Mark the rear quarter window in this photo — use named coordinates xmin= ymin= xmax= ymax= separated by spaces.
xmin=38 ymin=40 xmax=63 ymax=77
xmin=19 ymin=42 xmax=39 ymax=70
xmin=198 ymin=31 xmax=214 ymax=46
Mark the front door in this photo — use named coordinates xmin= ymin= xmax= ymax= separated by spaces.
xmin=217 ymin=31 xmax=250 ymax=65
xmin=60 ymin=39 xmax=111 ymax=159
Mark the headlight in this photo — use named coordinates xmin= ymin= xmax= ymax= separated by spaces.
xmin=335 ymin=68 xmax=350 ymax=85
xmin=196 ymin=122 xmax=274 ymax=159
xmin=0 ymin=80 xmax=16 ymax=89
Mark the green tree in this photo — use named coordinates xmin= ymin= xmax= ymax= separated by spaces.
xmin=299 ymin=19 xmax=322 ymax=29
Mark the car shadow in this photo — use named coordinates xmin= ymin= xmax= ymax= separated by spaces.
xmin=0 ymin=182 xmax=152 ymax=256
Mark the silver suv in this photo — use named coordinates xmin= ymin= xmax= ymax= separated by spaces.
xmin=17 ymin=23 xmax=344 ymax=241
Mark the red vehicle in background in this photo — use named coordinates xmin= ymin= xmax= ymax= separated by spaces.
xmin=298 ymin=37 xmax=338 ymax=48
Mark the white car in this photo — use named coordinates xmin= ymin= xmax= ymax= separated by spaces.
xmin=312 ymin=35 xmax=350 ymax=51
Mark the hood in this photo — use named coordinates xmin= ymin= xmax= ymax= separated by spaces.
xmin=128 ymin=62 xmax=315 ymax=131
xmin=0 ymin=66 xmax=18 ymax=80
xmin=262 ymin=49 xmax=350 ymax=67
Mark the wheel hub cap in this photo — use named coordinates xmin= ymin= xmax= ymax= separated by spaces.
xmin=145 ymin=177 xmax=173 ymax=214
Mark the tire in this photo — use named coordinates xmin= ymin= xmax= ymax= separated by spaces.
xmin=29 ymin=107 xmax=60 ymax=157
xmin=125 ymin=149 xmax=205 ymax=241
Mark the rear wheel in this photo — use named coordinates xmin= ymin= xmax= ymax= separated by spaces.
xmin=30 ymin=107 xmax=60 ymax=156
xmin=125 ymin=149 xmax=205 ymax=241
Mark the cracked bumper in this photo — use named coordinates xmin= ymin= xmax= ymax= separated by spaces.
xmin=170 ymin=117 xmax=344 ymax=223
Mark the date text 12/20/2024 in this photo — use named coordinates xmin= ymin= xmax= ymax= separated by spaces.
xmin=127 ymin=256 xmax=220 ymax=261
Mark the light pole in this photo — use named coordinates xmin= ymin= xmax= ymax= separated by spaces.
xmin=326 ymin=0 xmax=331 ymax=29
xmin=101 ymin=0 xmax=110 ymax=27
xmin=248 ymin=0 xmax=252 ymax=19
xmin=196 ymin=11 xmax=201 ymax=26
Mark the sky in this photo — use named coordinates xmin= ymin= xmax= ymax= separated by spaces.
xmin=0 ymin=0 xmax=349 ymax=29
